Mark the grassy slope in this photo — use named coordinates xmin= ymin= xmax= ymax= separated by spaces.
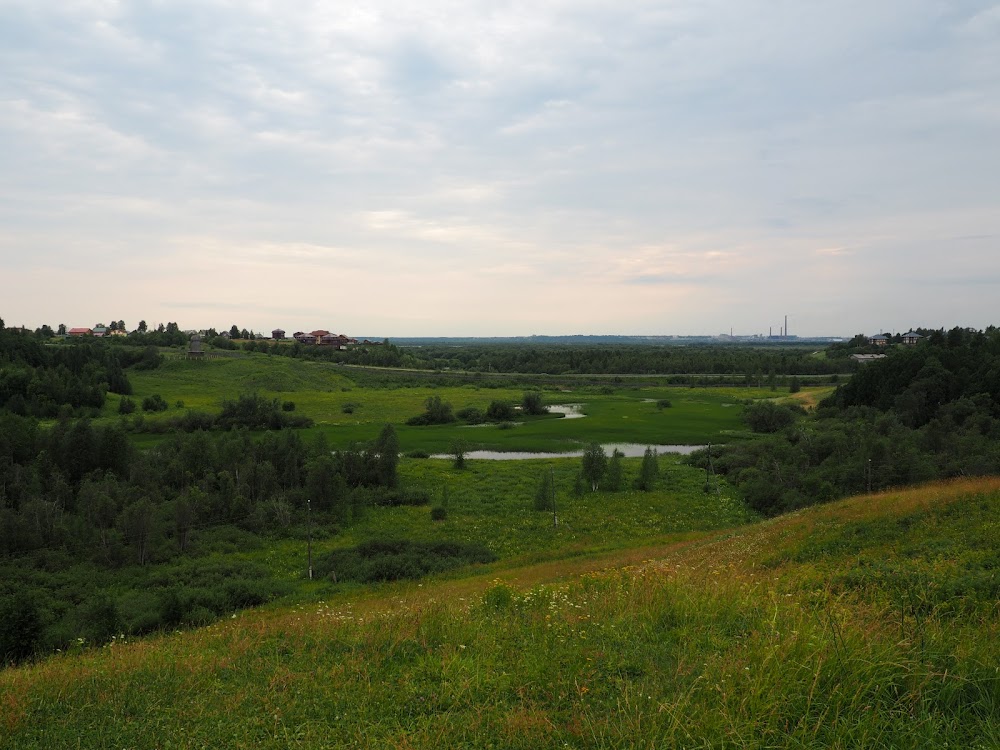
xmin=115 ymin=354 xmax=784 ymax=452
xmin=4 ymin=478 xmax=998 ymax=749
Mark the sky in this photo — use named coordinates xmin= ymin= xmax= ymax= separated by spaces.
xmin=2 ymin=1 xmax=999 ymax=337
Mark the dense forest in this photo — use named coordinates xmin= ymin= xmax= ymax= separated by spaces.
xmin=696 ymin=326 xmax=1000 ymax=515
xmin=240 ymin=338 xmax=854 ymax=378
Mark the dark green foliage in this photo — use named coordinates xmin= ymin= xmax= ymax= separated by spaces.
xmin=605 ymin=449 xmax=625 ymax=491
xmin=698 ymin=329 xmax=1000 ymax=515
xmin=743 ymin=400 xmax=798 ymax=433
xmin=216 ymin=393 xmax=312 ymax=430
xmin=656 ymin=398 xmax=672 ymax=409
xmin=0 ymin=590 xmax=42 ymax=665
xmin=118 ymin=396 xmax=136 ymax=415
xmin=533 ymin=470 xmax=555 ymax=511
xmin=581 ymin=443 xmax=607 ymax=491
xmin=406 ymin=395 xmax=455 ymax=425
xmin=281 ymin=400 xmax=296 ymax=412
xmin=430 ymin=506 xmax=447 ymax=521
xmin=521 ymin=391 xmax=548 ymax=415
xmin=485 ymin=400 xmax=516 ymax=421
xmin=455 ymin=406 xmax=484 ymax=424
xmin=316 ymin=539 xmax=497 ymax=583
xmin=142 ymin=394 xmax=169 ymax=412
xmin=451 ymin=440 xmax=467 ymax=469
xmin=635 ymin=447 xmax=659 ymax=491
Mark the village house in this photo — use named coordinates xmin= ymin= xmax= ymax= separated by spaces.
xmin=272 ymin=329 xmax=285 ymax=340
xmin=868 ymin=334 xmax=890 ymax=347
xmin=901 ymin=331 xmax=923 ymax=346
xmin=68 ymin=327 xmax=93 ymax=337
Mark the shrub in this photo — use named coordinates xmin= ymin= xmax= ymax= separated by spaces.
xmin=282 ymin=401 xmax=296 ymax=412
xmin=316 ymin=539 xmax=496 ymax=583
xmin=656 ymin=398 xmax=672 ymax=409
xmin=141 ymin=394 xmax=168 ymax=412
xmin=456 ymin=406 xmax=484 ymax=424
xmin=521 ymin=391 xmax=548 ymax=415
xmin=430 ymin=506 xmax=447 ymax=521
xmin=743 ymin=401 xmax=798 ymax=433
xmin=118 ymin=397 xmax=136 ymax=415
xmin=486 ymin=400 xmax=516 ymax=421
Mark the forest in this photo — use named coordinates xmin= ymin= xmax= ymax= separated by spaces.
xmin=696 ymin=326 xmax=1000 ymax=515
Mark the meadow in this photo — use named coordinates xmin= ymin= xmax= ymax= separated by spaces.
xmin=111 ymin=353 xmax=780 ymax=453
xmin=3 ymin=478 xmax=997 ymax=748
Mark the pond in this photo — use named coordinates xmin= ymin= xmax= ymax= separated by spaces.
xmin=431 ymin=443 xmax=706 ymax=460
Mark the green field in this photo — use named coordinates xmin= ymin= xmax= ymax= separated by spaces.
xmin=113 ymin=354 xmax=781 ymax=452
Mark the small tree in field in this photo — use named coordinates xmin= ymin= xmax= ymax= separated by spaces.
xmin=533 ymin=471 xmax=554 ymax=511
xmin=605 ymin=449 xmax=625 ymax=491
xmin=634 ymin=447 xmax=659 ymax=491
xmin=521 ymin=391 xmax=548 ymax=415
xmin=581 ymin=443 xmax=607 ymax=491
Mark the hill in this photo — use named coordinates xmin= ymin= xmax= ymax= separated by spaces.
xmin=3 ymin=477 xmax=998 ymax=748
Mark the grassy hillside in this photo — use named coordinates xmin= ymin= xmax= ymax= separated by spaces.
xmin=4 ymin=477 xmax=998 ymax=748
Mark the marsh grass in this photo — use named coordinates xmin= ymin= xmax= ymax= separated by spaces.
xmin=110 ymin=354 xmax=789 ymax=452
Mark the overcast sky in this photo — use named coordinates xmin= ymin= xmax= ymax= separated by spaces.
xmin=2 ymin=1 xmax=999 ymax=337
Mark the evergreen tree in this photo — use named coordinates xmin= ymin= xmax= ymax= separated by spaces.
xmin=605 ymin=449 xmax=625 ymax=491
xmin=635 ymin=447 xmax=659 ymax=491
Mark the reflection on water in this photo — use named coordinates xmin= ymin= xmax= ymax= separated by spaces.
xmin=547 ymin=403 xmax=585 ymax=419
xmin=430 ymin=444 xmax=706 ymax=460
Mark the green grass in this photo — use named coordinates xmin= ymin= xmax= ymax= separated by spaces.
xmin=113 ymin=354 xmax=785 ymax=452
xmin=4 ymin=478 xmax=999 ymax=748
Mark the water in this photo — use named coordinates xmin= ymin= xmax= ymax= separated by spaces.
xmin=547 ymin=403 xmax=585 ymax=418
xmin=431 ymin=444 xmax=706 ymax=460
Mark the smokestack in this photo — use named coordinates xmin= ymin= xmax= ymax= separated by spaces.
xmin=785 ymin=315 xmax=788 ymax=338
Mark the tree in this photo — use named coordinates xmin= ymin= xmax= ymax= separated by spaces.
xmin=137 ymin=320 xmax=147 ymax=333
xmin=605 ymin=449 xmax=625 ymax=491
xmin=371 ymin=424 xmax=399 ymax=488
xmin=451 ymin=439 xmax=467 ymax=470
xmin=486 ymin=400 xmax=516 ymax=421
xmin=229 ymin=325 xmax=240 ymax=339
xmin=743 ymin=401 xmax=796 ymax=433
xmin=120 ymin=499 xmax=155 ymax=565
xmin=634 ymin=447 xmax=659 ymax=491
xmin=521 ymin=391 xmax=548 ymax=415
xmin=533 ymin=470 xmax=554 ymax=510
xmin=0 ymin=591 xmax=43 ymax=664
xmin=581 ymin=443 xmax=607 ymax=491
xmin=57 ymin=323 xmax=67 ymax=336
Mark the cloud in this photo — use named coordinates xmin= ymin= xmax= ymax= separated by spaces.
xmin=1 ymin=1 xmax=999 ymax=335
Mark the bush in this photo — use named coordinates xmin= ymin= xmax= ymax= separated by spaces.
xmin=407 ymin=395 xmax=455 ymax=425
xmin=118 ymin=397 xmax=136 ymax=415
xmin=430 ymin=506 xmax=447 ymax=521
xmin=456 ymin=406 xmax=484 ymax=424
xmin=316 ymin=539 xmax=496 ymax=583
xmin=743 ymin=401 xmax=797 ymax=433
xmin=282 ymin=401 xmax=296 ymax=412
xmin=486 ymin=400 xmax=516 ymax=421
xmin=656 ymin=398 xmax=672 ymax=409
xmin=141 ymin=394 xmax=168 ymax=412
xmin=521 ymin=391 xmax=548 ymax=415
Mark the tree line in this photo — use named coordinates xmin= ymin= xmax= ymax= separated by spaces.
xmin=694 ymin=326 xmax=1000 ymax=516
